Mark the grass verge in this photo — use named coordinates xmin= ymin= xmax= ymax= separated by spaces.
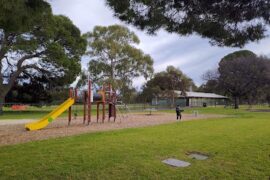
xmin=0 ymin=109 xmax=269 ymax=179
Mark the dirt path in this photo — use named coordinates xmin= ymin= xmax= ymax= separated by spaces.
xmin=0 ymin=119 xmax=35 ymax=125
xmin=0 ymin=113 xmax=226 ymax=146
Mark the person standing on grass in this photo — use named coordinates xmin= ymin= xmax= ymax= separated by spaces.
xmin=176 ymin=105 xmax=182 ymax=120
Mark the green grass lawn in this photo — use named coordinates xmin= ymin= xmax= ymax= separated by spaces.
xmin=1 ymin=104 xmax=268 ymax=120
xmin=0 ymin=108 xmax=269 ymax=179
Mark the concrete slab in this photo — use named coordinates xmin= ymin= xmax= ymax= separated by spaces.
xmin=162 ymin=158 xmax=191 ymax=167
xmin=188 ymin=153 xmax=208 ymax=160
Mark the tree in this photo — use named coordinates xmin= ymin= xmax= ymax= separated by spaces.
xmin=260 ymin=61 xmax=270 ymax=107
xmin=164 ymin=66 xmax=195 ymax=106
xmin=198 ymin=81 xmax=219 ymax=94
xmin=6 ymin=77 xmax=52 ymax=104
xmin=5 ymin=74 xmax=73 ymax=105
xmin=198 ymin=69 xmax=221 ymax=94
xmin=217 ymin=51 xmax=269 ymax=109
xmin=0 ymin=0 xmax=87 ymax=113
xmin=105 ymin=0 xmax=270 ymax=47
xmin=141 ymin=66 xmax=195 ymax=106
xmin=84 ymin=25 xmax=153 ymax=89
xmin=221 ymin=50 xmax=256 ymax=61
xmin=0 ymin=0 xmax=51 ymax=33
xmin=265 ymin=87 xmax=270 ymax=107
xmin=120 ymin=85 xmax=138 ymax=104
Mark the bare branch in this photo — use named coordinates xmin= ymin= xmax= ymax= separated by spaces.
xmin=5 ymin=51 xmax=45 ymax=90
xmin=21 ymin=64 xmax=42 ymax=72
xmin=17 ymin=51 xmax=45 ymax=68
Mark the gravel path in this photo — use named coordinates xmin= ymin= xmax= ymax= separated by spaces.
xmin=0 ymin=113 xmax=226 ymax=146
xmin=0 ymin=119 xmax=35 ymax=125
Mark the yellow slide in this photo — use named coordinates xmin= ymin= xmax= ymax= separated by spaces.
xmin=25 ymin=98 xmax=75 ymax=131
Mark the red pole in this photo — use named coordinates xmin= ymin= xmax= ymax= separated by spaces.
xmin=83 ymin=91 xmax=86 ymax=124
xmin=69 ymin=88 xmax=73 ymax=98
xmin=108 ymin=83 xmax=111 ymax=98
xmin=113 ymin=89 xmax=116 ymax=122
xmin=74 ymin=88 xmax=77 ymax=102
xmin=97 ymin=103 xmax=99 ymax=122
xmin=114 ymin=104 xmax=116 ymax=122
xmin=87 ymin=80 xmax=92 ymax=125
xmin=103 ymin=85 xmax=106 ymax=123
xmin=102 ymin=102 xmax=105 ymax=123
xmin=108 ymin=84 xmax=111 ymax=122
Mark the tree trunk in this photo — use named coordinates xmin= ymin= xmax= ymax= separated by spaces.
xmin=247 ymin=97 xmax=252 ymax=109
xmin=0 ymin=85 xmax=11 ymax=115
xmin=172 ymin=91 xmax=175 ymax=108
xmin=0 ymin=58 xmax=25 ymax=115
xmin=0 ymin=93 xmax=5 ymax=115
xmin=267 ymin=96 xmax=270 ymax=107
xmin=169 ymin=90 xmax=175 ymax=108
xmin=234 ymin=96 xmax=239 ymax=109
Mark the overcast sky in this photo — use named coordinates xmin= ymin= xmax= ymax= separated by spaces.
xmin=50 ymin=0 xmax=270 ymax=88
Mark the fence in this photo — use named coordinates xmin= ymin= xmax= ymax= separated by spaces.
xmin=1 ymin=102 xmax=269 ymax=115
xmin=0 ymin=102 xmax=170 ymax=114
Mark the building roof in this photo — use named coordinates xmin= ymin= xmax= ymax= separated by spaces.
xmin=174 ymin=91 xmax=227 ymax=99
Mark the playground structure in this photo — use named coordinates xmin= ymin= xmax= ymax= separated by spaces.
xmin=91 ymin=83 xmax=117 ymax=123
xmin=25 ymin=80 xmax=118 ymax=131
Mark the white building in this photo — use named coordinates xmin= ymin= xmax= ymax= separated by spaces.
xmin=152 ymin=91 xmax=228 ymax=107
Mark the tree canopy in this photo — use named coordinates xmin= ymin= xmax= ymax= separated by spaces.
xmin=105 ymin=0 xmax=270 ymax=47
xmin=0 ymin=0 xmax=51 ymax=33
xmin=6 ymin=77 xmax=52 ymax=104
xmin=0 ymin=0 xmax=87 ymax=113
xmin=84 ymin=25 xmax=153 ymax=89
xmin=221 ymin=50 xmax=256 ymax=62
xmin=202 ymin=50 xmax=270 ymax=109
xmin=139 ymin=66 xmax=195 ymax=104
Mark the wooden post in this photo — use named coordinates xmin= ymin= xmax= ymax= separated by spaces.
xmin=114 ymin=103 xmax=116 ymax=122
xmin=83 ymin=91 xmax=87 ymax=124
xmin=102 ymin=102 xmax=105 ymax=123
xmin=74 ymin=88 xmax=77 ymax=101
xmin=113 ymin=89 xmax=116 ymax=122
xmin=108 ymin=84 xmax=112 ymax=122
xmin=102 ymin=85 xmax=106 ymax=123
xmin=88 ymin=80 xmax=92 ymax=125
xmin=97 ymin=103 xmax=99 ymax=122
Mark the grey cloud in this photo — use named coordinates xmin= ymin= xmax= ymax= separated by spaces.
xmin=50 ymin=0 xmax=270 ymax=88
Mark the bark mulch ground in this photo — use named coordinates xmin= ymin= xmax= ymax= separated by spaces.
xmin=0 ymin=113 xmax=226 ymax=146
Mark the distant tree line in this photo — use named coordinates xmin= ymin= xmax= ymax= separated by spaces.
xmin=5 ymin=76 xmax=70 ymax=105
xmin=137 ymin=66 xmax=196 ymax=106
xmin=198 ymin=50 xmax=270 ymax=108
